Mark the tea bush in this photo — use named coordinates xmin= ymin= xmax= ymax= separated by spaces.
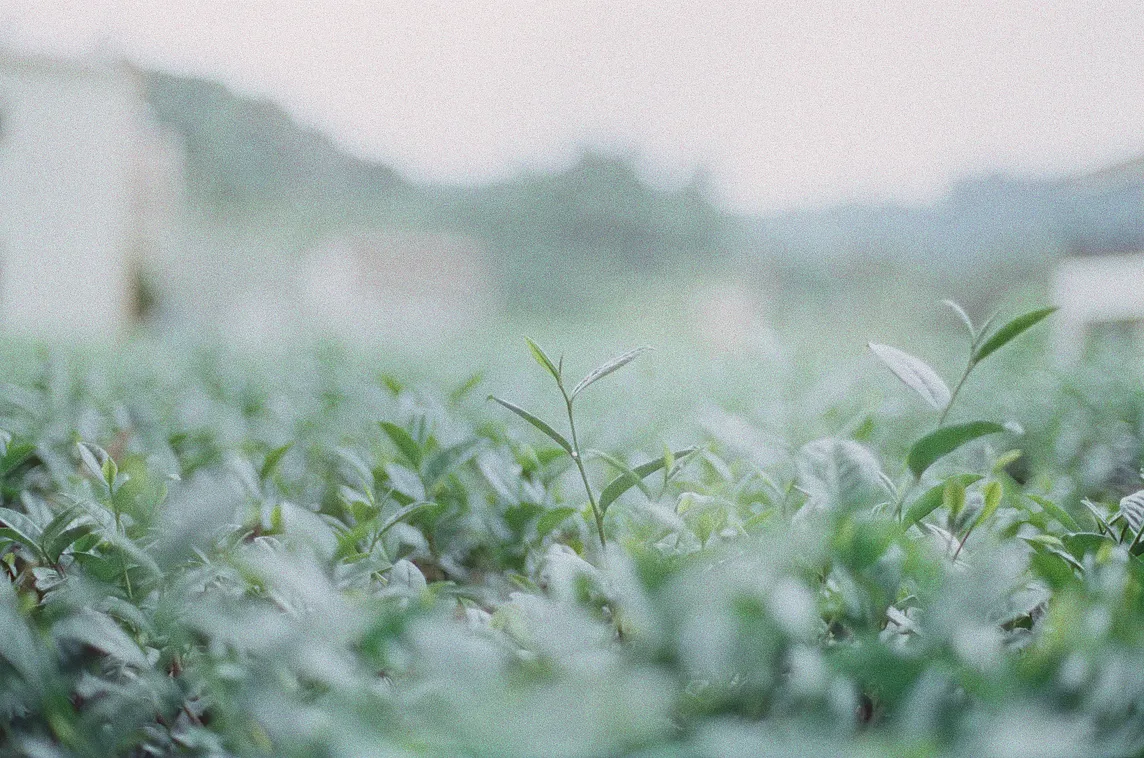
xmin=1 ymin=305 xmax=1143 ymax=756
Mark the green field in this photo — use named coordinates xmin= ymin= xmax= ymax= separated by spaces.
xmin=3 ymin=303 xmax=1144 ymax=756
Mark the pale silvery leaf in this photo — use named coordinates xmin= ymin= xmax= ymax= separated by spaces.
xmin=796 ymin=438 xmax=886 ymax=513
xmin=1120 ymin=490 xmax=1144 ymax=533
xmin=1003 ymin=421 xmax=1025 ymax=435
xmin=277 ymin=502 xmax=339 ymax=561
xmin=868 ymin=343 xmax=951 ymax=411
xmin=76 ymin=442 xmax=105 ymax=483
xmin=540 ymin=543 xmax=602 ymax=603
xmin=385 ymin=462 xmax=426 ymax=502
xmin=391 ymin=559 xmax=427 ymax=594
xmin=943 ymin=299 xmax=976 ymax=336
xmin=53 ymin=610 xmax=149 ymax=668
xmin=570 ymin=346 xmax=652 ymax=400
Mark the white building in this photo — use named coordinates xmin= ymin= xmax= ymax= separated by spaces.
xmin=295 ymin=230 xmax=494 ymax=346
xmin=0 ymin=50 xmax=182 ymax=341
xmin=1052 ymin=155 xmax=1144 ymax=362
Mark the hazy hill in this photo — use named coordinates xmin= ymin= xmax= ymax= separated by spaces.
xmin=752 ymin=173 xmax=1144 ymax=269
xmin=142 ymin=70 xmax=1144 ymax=315
xmin=143 ymin=72 xmax=728 ymax=268
xmin=143 ymin=72 xmax=430 ymax=231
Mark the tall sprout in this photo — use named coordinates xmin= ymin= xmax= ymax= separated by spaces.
xmin=868 ymin=302 xmax=1055 ymax=519
xmin=491 ymin=339 xmax=691 ymax=550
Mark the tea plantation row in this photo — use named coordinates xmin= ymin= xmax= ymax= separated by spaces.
xmin=1 ymin=309 xmax=1143 ymax=756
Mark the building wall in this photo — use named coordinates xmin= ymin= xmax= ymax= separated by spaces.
xmin=0 ymin=55 xmax=151 ymax=340
xmin=297 ymin=231 xmax=494 ymax=346
xmin=1052 ymin=251 xmax=1144 ymax=362
xmin=1053 ymin=154 xmax=1144 ymax=362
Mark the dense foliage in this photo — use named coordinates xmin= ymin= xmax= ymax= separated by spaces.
xmin=2 ymin=307 xmax=1144 ymax=756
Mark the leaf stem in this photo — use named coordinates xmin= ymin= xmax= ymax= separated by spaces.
xmin=900 ymin=332 xmax=985 ymax=519
xmin=937 ymin=362 xmax=972 ymax=427
xmin=113 ymin=508 xmax=134 ymax=600
xmin=561 ymin=389 xmax=606 ymax=549
xmin=891 ymin=475 xmax=918 ymax=521
xmin=1128 ymin=525 xmax=1144 ymax=554
xmin=938 ymin=324 xmax=995 ymax=427
xmin=951 ymin=522 xmax=975 ymax=561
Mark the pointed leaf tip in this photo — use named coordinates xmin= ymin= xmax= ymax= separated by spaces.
xmin=941 ymin=299 xmax=975 ymax=334
xmin=868 ymin=342 xmax=951 ymax=411
xmin=259 ymin=442 xmax=294 ymax=480
xmin=571 ymin=346 xmax=652 ymax=400
xmin=489 ymin=396 xmax=573 ymax=455
xmin=379 ymin=422 xmax=423 ymax=468
xmin=525 ymin=337 xmax=561 ymax=382
xmin=907 ymin=421 xmax=1007 ymax=477
xmin=973 ymin=307 xmax=1056 ymax=365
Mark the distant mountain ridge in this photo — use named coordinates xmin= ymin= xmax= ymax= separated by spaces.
xmin=143 ymin=70 xmax=1144 ymax=280
xmin=142 ymin=71 xmax=725 ymax=266
xmin=143 ymin=71 xmax=427 ymax=228
xmin=753 ymin=172 xmax=1144 ymax=269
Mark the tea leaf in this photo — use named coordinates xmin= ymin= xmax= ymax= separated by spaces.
xmin=384 ymin=462 xmax=426 ymax=503
xmin=39 ymin=506 xmax=83 ymax=559
xmin=0 ymin=442 xmax=35 ymax=477
xmin=449 ymin=371 xmax=485 ymax=403
xmin=570 ymin=346 xmax=652 ymax=400
xmin=1081 ymin=498 xmax=1113 ymax=535
xmin=380 ymin=422 xmax=423 ymax=468
xmin=902 ymin=474 xmax=983 ymax=529
xmin=1026 ymin=494 xmax=1080 ymax=532
xmin=796 ymin=438 xmax=886 ymax=513
xmin=942 ymin=299 xmax=975 ymax=337
xmin=377 ymin=501 xmax=435 ymax=537
xmin=1119 ymin=490 xmax=1144 ymax=533
xmin=53 ymin=610 xmax=148 ymax=668
xmin=45 ymin=523 xmax=98 ymax=564
xmin=868 ymin=342 xmax=951 ymax=411
xmin=423 ymin=440 xmax=481 ymax=489
xmin=1062 ymin=532 xmax=1111 ymax=560
xmin=598 ymin=447 xmax=697 ymax=514
xmin=970 ymin=480 xmax=1003 ymax=532
xmin=907 ymin=421 xmax=1007 ymax=477
xmin=944 ymin=477 xmax=966 ymax=521
xmin=536 ymin=507 xmax=578 ymax=538
xmin=526 ymin=337 xmax=562 ymax=383
xmin=488 ymin=396 xmax=573 ymax=456
xmin=259 ymin=443 xmax=293 ymax=481
xmin=77 ymin=442 xmax=105 ymax=484
xmin=0 ymin=507 xmax=46 ymax=560
xmin=379 ymin=373 xmax=403 ymax=396
xmin=101 ymin=456 xmax=118 ymax=489
xmin=588 ymin=449 xmax=653 ymax=500
xmin=972 ymin=307 xmax=1056 ymax=365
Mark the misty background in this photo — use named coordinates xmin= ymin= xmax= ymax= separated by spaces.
xmin=1 ymin=1 xmax=1142 ymax=361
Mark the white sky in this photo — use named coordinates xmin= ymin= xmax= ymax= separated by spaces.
xmin=2 ymin=0 xmax=1143 ymax=212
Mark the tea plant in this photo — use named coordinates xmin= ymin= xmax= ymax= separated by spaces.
xmin=869 ymin=303 xmax=1055 ymax=518
xmin=490 ymin=339 xmax=693 ymax=550
xmin=3 ymin=303 xmax=1144 ymax=756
